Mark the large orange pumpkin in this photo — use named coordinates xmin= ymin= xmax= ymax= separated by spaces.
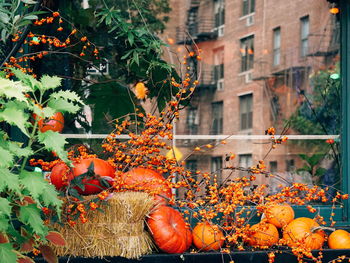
xmin=283 ymin=217 xmax=325 ymax=249
xmin=328 ymin=229 xmax=350 ymax=249
xmin=36 ymin=112 xmax=65 ymax=133
xmin=119 ymin=168 xmax=172 ymax=204
xmin=147 ymin=205 xmax=192 ymax=254
xmin=72 ymin=158 xmax=116 ymax=195
xmin=192 ymin=222 xmax=224 ymax=251
xmin=265 ymin=202 xmax=295 ymax=228
xmin=247 ymin=222 xmax=279 ymax=248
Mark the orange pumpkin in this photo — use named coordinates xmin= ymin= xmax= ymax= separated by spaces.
xmin=192 ymin=222 xmax=224 ymax=251
xmin=119 ymin=168 xmax=172 ymax=204
xmin=283 ymin=217 xmax=325 ymax=249
xmin=265 ymin=203 xmax=295 ymax=228
xmin=328 ymin=229 xmax=350 ymax=249
xmin=247 ymin=222 xmax=279 ymax=248
xmin=147 ymin=205 xmax=192 ymax=254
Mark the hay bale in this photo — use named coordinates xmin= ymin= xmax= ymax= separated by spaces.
xmin=54 ymin=191 xmax=155 ymax=259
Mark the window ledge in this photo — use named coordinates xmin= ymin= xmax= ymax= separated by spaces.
xmin=239 ymin=12 xmax=255 ymax=20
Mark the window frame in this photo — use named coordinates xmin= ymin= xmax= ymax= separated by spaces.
xmin=242 ymin=0 xmax=255 ymax=17
xmin=240 ymin=35 xmax=255 ymax=72
xmin=239 ymin=93 xmax=253 ymax=130
xmin=300 ymin=15 xmax=309 ymax=57
xmin=273 ymin=27 xmax=281 ymax=66
xmin=211 ymin=101 xmax=224 ymax=135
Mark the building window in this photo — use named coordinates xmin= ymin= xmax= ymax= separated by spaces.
xmin=240 ymin=35 xmax=254 ymax=72
xmin=211 ymin=156 xmax=223 ymax=183
xmin=211 ymin=101 xmax=223 ymax=134
xmin=286 ymin=159 xmax=295 ymax=172
xmin=239 ymin=94 xmax=253 ymax=130
xmin=273 ymin=27 xmax=281 ymax=66
xmin=214 ymin=0 xmax=225 ymax=36
xmin=300 ymin=16 xmax=309 ymax=57
xmin=186 ymin=107 xmax=199 ymax=134
xmin=214 ymin=48 xmax=224 ymax=90
xmin=242 ymin=0 xmax=255 ymax=16
xmin=186 ymin=160 xmax=198 ymax=182
xmin=270 ymin=161 xmax=278 ymax=173
xmin=239 ymin=154 xmax=252 ymax=177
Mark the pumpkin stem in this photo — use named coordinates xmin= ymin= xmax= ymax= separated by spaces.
xmin=311 ymin=226 xmax=336 ymax=232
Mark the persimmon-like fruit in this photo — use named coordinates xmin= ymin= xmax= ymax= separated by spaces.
xmin=328 ymin=229 xmax=350 ymax=249
xmin=283 ymin=217 xmax=325 ymax=250
xmin=147 ymin=205 xmax=192 ymax=253
xmin=37 ymin=112 xmax=65 ymax=133
xmin=119 ymin=168 xmax=172 ymax=204
xmin=192 ymin=222 xmax=224 ymax=251
xmin=265 ymin=202 xmax=295 ymax=228
xmin=247 ymin=222 xmax=279 ymax=248
xmin=50 ymin=162 xmax=73 ymax=190
xmin=72 ymin=158 xmax=116 ymax=195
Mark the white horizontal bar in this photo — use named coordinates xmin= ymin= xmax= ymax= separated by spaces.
xmin=62 ymin=134 xmax=339 ymax=140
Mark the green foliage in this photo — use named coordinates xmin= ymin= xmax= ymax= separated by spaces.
xmin=0 ymin=70 xmax=83 ymax=262
xmin=297 ymin=153 xmax=327 ymax=185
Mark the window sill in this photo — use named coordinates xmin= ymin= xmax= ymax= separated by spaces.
xmin=239 ymin=12 xmax=255 ymax=20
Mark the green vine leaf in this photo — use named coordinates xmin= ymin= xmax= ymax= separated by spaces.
xmin=50 ymin=90 xmax=84 ymax=105
xmin=0 ymin=197 xmax=11 ymax=218
xmin=40 ymin=75 xmax=62 ymax=91
xmin=0 ymin=107 xmax=29 ymax=137
xmin=19 ymin=204 xmax=46 ymax=236
xmin=48 ymin=98 xmax=80 ymax=114
xmin=37 ymin=131 xmax=69 ymax=163
xmin=7 ymin=142 xmax=33 ymax=157
xmin=11 ymin=69 xmax=40 ymax=91
xmin=0 ymin=168 xmax=20 ymax=193
xmin=0 ymin=243 xmax=17 ymax=262
xmin=0 ymin=78 xmax=28 ymax=101
xmin=0 ymin=148 xmax=14 ymax=168
xmin=0 ymin=218 xmax=9 ymax=232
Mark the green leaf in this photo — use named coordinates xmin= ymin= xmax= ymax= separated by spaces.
xmin=41 ymin=184 xmax=62 ymax=213
xmin=0 ymin=197 xmax=11 ymax=217
xmin=0 ymin=243 xmax=17 ymax=262
xmin=0 ymin=13 xmax=9 ymax=24
xmin=0 ymin=168 xmax=20 ymax=193
xmin=0 ymin=78 xmax=28 ymax=101
xmin=23 ymin=15 xmax=38 ymax=20
xmin=48 ymin=98 xmax=80 ymax=114
xmin=132 ymin=51 xmax=139 ymax=66
xmin=0 ymin=218 xmax=9 ymax=232
xmin=0 ymin=148 xmax=14 ymax=168
xmin=19 ymin=204 xmax=46 ymax=236
xmin=21 ymin=0 xmax=38 ymax=4
xmin=37 ymin=131 xmax=69 ymax=163
xmin=40 ymin=75 xmax=62 ymax=91
xmin=0 ymin=107 xmax=29 ymax=137
xmin=127 ymin=31 xmax=134 ymax=46
xmin=49 ymin=90 xmax=84 ymax=105
xmin=11 ymin=69 xmax=41 ymax=91
xmin=7 ymin=142 xmax=32 ymax=157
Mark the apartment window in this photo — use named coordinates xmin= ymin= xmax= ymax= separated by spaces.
xmin=300 ymin=16 xmax=309 ymax=57
xmin=211 ymin=156 xmax=223 ymax=183
xmin=286 ymin=159 xmax=295 ymax=172
xmin=214 ymin=0 xmax=225 ymax=36
xmin=273 ymin=27 xmax=281 ymax=66
xmin=240 ymin=35 xmax=254 ymax=72
xmin=186 ymin=107 xmax=199 ymax=134
xmin=186 ymin=160 xmax=198 ymax=182
xmin=214 ymin=48 xmax=224 ymax=90
xmin=270 ymin=161 xmax=278 ymax=173
xmin=239 ymin=94 xmax=253 ymax=130
xmin=242 ymin=0 xmax=255 ymax=16
xmin=211 ymin=102 xmax=223 ymax=134
xmin=239 ymin=154 xmax=252 ymax=177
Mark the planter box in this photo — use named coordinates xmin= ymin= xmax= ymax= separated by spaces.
xmin=35 ymin=249 xmax=350 ymax=263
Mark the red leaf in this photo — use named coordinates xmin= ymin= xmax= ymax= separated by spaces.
xmin=45 ymin=231 xmax=66 ymax=246
xmin=39 ymin=245 xmax=58 ymax=263
xmin=20 ymin=239 xmax=35 ymax=253
xmin=17 ymin=256 xmax=35 ymax=263
xmin=23 ymin=196 xmax=36 ymax=205
xmin=0 ymin=233 xmax=9 ymax=243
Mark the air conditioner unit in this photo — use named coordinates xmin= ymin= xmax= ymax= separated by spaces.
xmin=246 ymin=15 xmax=254 ymax=27
xmin=244 ymin=72 xmax=252 ymax=83
xmin=217 ymin=79 xmax=224 ymax=90
xmin=217 ymin=25 xmax=225 ymax=37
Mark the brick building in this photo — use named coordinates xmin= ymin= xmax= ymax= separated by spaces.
xmin=162 ymin=0 xmax=339 ymax=190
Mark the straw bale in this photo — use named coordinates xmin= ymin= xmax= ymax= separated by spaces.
xmin=54 ymin=191 xmax=155 ymax=259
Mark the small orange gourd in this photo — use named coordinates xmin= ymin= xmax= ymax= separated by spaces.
xmin=265 ymin=202 xmax=294 ymax=228
xmin=247 ymin=222 xmax=279 ymax=248
xmin=328 ymin=229 xmax=350 ymax=249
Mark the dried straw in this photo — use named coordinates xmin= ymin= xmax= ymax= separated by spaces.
xmin=54 ymin=191 xmax=155 ymax=259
